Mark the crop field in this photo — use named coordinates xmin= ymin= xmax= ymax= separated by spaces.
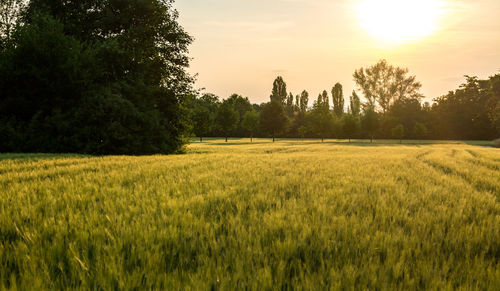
xmin=0 ymin=139 xmax=499 ymax=289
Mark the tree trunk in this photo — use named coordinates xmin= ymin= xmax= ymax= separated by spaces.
xmin=322 ymin=137 xmax=324 ymax=143
xmin=226 ymin=136 xmax=228 ymax=142
xmin=349 ymin=138 xmax=351 ymax=143
xmin=272 ymin=132 xmax=275 ymax=143
xmin=200 ymin=137 xmax=202 ymax=143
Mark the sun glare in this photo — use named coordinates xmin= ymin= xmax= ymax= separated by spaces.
xmin=356 ymin=0 xmax=446 ymax=45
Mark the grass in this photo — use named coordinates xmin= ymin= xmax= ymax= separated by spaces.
xmin=0 ymin=139 xmax=499 ymax=289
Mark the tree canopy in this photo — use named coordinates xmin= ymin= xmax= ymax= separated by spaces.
xmin=0 ymin=0 xmax=194 ymax=154
xmin=354 ymin=59 xmax=423 ymax=114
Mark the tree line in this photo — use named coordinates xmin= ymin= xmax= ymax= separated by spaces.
xmin=188 ymin=60 xmax=500 ymax=143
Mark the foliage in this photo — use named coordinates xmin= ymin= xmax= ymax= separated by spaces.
xmin=349 ymin=91 xmax=361 ymax=116
xmin=391 ymin=124 xmax=405 ymax=142
xmin=332 ymin=83 xmax=344 ymax=117
xmin=342 ymin=114 xmax=358 ymax=141
xmin=361 ymin=108 xmax=379 ymax=142
xmin=1 ymin=142 xmax=499 ymax=289
xmin=270 ymin=76 xmax=288 ymax=105
xmin=260 ymin=101 xmax=288 ymax=141
xmin=0 ymin=0 xmax=193 ymax=154
xmin=353 ymin=59 xmax=423 ymax=113
xmin=215 ymin=100 xmax=239 ymax=141
xmin=241 ymin=109 xmax=259 ymax=140
xmin=413 ymin=122 xmax=428 ymax=139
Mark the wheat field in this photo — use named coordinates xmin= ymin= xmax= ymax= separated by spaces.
xmin=0 ymin=140 xmax=499 ymax=289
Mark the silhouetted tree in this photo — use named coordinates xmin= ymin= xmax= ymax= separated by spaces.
xmin=270 ymin=76 xmax=288 ymax=105
xmin=332 ymin=83 xmax=344 ymax=117
xmin=299 ymin=90 xmax=309 ymax=112
xmin=349 ymin=91 xmax=361 ymax=116
xmin=354 ymin=60 xmax=423 ymax=114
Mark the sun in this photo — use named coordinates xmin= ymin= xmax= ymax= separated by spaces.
xmin=356 ymin=0 xmax=446 ymax=44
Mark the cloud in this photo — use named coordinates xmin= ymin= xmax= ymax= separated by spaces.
xmin=204 ymin=20 xmax=294 ymax=32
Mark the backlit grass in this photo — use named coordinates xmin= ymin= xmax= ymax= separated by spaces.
xmin=0 ymin=140 xmax=499 ymax=289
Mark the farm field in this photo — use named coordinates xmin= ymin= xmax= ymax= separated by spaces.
xmin=0 ymin=140 xmax=499 ymax=289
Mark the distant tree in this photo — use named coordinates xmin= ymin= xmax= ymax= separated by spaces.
xmin=314 ymin=90 xmax=329 ymax=111
xmin=430 ymin=75 xmax=497 ymax=140
xmin=193 ymin=107 xmax=212 ymax=142
xmin=226 ymin=94 xmax=252 ymax=136
xmin=260 ymin=101 xmax=288 ymax=142
xmin=343 ymin=114 xmax=358 ymax=142
xmin=362 ymin=109 xmax=379 ymax=143
xmin=270 ymin=76 xmax=288 ymax=105
xmin=299 ymin=90 xmax=309 ymax=112
xmin=241 ymin=109 xmax=259 ymax=142
xmin=392 ymin=124 xmax=405 ymax=144
xmin=388 ymin=98 xmax=423 ymax=137
xmin=309 ymin=93 xmax=334 ymax=142
xmin=286 ymin=92 xmax=295 ymax=116
xmin=332 ymin=83 xmax=344 ymax=117
xmin=413 ymin=122 xmax=428 ymax=139
xmin=353 ymin=59 xmax=423 ymax=114
xmin=216 ymin=101 xmax=239 ymax=142
xmin=308 ymin=109 xmax=334 ymax=142
xmin=349 ymin=91 xmax=361 ymax=116
xmin=298 ymin=126 xmax=307 ymax=140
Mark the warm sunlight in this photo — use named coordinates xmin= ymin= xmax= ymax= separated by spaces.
xmin=356 ymin=0 xmax=446 ymax=44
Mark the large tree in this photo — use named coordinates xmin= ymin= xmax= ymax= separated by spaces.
xmin=353 ymin=59 xmax=423 ymax=114
xmin=332 ymin=83 xmax=344 ymax=117
xmin=0 ymin=0 xmax=194 ymax=154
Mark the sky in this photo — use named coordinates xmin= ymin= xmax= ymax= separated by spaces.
xmin=174 ymin=0 xmax=500 ymax=105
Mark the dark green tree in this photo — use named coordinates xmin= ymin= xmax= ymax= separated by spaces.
xmin=342 ymin=114 xmax=358 ymax=142
xmin=392 ymin=124 xmax=405 ymax=144
xmin=260 ymin=101 xmax=288 ymax=142
xmin=0 ymin=0 xmax=194 ymax=154
xmin=309 ymin=93 xmax=334 ymax=142
xmin=413 ymin=122 xmax=428 ymax=139
xmin=241 ymin=109 xmax=259 ymax=142
xmin=332 ymin=83 xmax=344 ymax=117
xmin=361 ymin=108 xmax=379 ymax=143
xmin=216 ymin=101 xmax=239 ymax=142
xmin=193 ymin=107 xmax=212 ymax=142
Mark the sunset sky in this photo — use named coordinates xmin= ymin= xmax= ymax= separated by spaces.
xmin=175 ymin=0 xmax=500 ymax=104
